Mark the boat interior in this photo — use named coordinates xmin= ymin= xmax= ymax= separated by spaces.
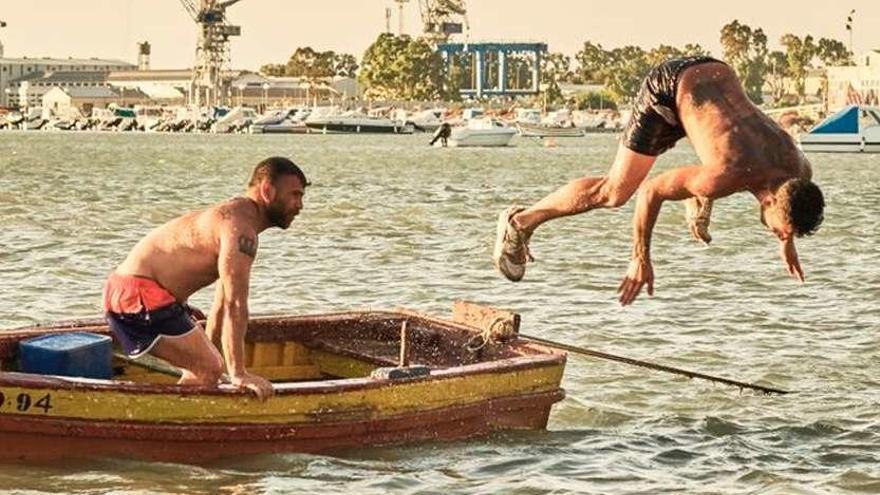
xmin=0 ymin=304 xmax=556 ymax=385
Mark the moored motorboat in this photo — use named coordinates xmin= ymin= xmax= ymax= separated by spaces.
xmin=516 ymin=123 xmax=586 ymax=138
xmin=445 ymin=118 xmax=517 ymax=147
xmin=798 ymin=104 xmax=880 ymax=153
xmin=212 ymin=106 xmax=259 ymax=134
xmin=305 ymin=111 xmax=414 ymax=134
xmin=0 ymin=302 xmax=565 ymax=462
xmin=406 ymin=108 xmax=446 ymax=132
xmin=251 ymin=108 xmax=311 ymax=134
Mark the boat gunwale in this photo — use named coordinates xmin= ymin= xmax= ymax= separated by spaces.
xmin=0 ymin=310 xmax=566 ymax=397
xmin=0 ymin=354 xmax=564 ymax=396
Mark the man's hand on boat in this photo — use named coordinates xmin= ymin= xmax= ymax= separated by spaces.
xmin=230 ymin=371 xmax=274 ymax=401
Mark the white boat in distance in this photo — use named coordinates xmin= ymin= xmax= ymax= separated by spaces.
xmin=516 ymin=123 xmax=586 ymax=138
xmin=798 ymin=105 xmax=880 ymax=153
xmin=406 ymin=108 xmax=446 ymax=132
xmin=214 ymin=106 xmax=259 ymax=133
xmin=305 ymin=110 xmax=414 ymax=134
xmin=445 ymin=118 xmax=517 ymax=147
xmin=251 ymin=108 xmax=311 ymax=134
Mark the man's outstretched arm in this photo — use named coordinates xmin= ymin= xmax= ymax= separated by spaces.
xmin=618 ymin=165 xmax=738 ymax=306
xmin=217 ymin=221 xmax=274 ymax=400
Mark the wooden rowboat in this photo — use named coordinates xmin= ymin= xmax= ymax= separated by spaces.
xmin=0 ymin=302 xmax=566 ymax=463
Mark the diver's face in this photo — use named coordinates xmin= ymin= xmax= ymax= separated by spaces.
xmin=761 ymin=203 xmax=794 ymax=241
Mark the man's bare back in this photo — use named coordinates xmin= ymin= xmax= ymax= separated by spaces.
xmin=104 ymin=157 xmax=308 ymax=400
xmin=116 ymin=198 xmax=259 ymax=302
xmin=676 ymin=62 xmax=812 ymax=193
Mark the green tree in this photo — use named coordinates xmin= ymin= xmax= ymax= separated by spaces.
xmin=682 ymin=43 xmax=710 ymax=57
xmin=602 ymin=46 xmax=649 ymax=103
xmin=574 ymin=41 xmax=609 ymax=83
xmin=542 ymin=52 xmax=572 ymax=84
xmin=780 ymin=33 xmax=816 ymax=103
xmin=646 ymin=45 xmax=684 ymax=67
xmin=540 ymin=52 xmax=571 ymax=105
xmin=815 ymin=38 xmax=852 ymax=66
xmin=573 ymin=41 xmax=713 ymax=104
xmin=720 ymin=20 xmax=768 ymax=103
xmin=359 ymin=33 xmax=450 ymax=100
xmin=259 ymin=63 xmax=286 ymax=77
xmin=261 ymin=47 xmax=358 ymax=79
xmin=766 ymin=50 xmax=788 ymax=105
xmin=574 ymin=90 xmax=617 ymax=111
xmin=283 ymin=47 xmax=336 ymax=78
xmin=333 ymin=53 xmax=359 ymax=78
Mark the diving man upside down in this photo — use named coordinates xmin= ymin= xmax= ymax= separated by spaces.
xmin=494 ymin=57 xmax=825 ymax=305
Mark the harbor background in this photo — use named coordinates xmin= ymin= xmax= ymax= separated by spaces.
xmin=0 ymin=132 xmax=878 ymax=493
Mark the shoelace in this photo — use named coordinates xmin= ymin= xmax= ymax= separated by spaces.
xmin=507 ymin=227 xmax=535 ymax=263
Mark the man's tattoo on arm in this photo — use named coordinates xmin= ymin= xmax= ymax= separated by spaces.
xmin=238 ymin=235 xmax=257 ymax=258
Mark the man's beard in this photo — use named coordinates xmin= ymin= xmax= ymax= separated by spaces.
xmin=267 ymin=200 xmax=293 ymax=229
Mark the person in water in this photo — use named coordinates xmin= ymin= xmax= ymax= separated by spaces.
xmin=430 ymin=122 xmax=452 ymax=147
xmin=493 ymin=57 xmax=824 ymax=305
xmin=103 ymin=157 xmax=308 ymax=399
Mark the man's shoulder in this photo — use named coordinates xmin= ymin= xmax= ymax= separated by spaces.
xmin=205 ymin=198 xmax=259 ymax=240
xmin=210 ymin=197 xmax=253 ymax=222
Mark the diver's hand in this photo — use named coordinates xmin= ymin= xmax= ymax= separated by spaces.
xmin=618 ymin=257 xmax=655 ymax=306
xmin=230 ymin=371 xmax=274 ymax=401
xmin=780 ymin=237 xmax=804 ymax=282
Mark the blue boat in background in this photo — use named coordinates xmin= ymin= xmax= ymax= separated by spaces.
xmin=799 ymin=105 xmax=880 ymax=153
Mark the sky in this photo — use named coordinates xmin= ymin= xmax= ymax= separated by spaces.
xmin=0 ymin=1 xmax=878 ymax=70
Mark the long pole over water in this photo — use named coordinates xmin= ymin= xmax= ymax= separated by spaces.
xmin=521 ymin=333 xmax=791 ymax=395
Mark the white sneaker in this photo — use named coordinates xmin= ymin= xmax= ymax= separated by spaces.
xmin=685 ymin=197 xmax=713 ymax=245
xmin=493 ymin=206 xmax=533 ymax=282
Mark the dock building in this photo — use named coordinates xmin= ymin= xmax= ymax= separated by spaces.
xmin=826 ymin=50 xmax=880 ymax=109
xmin=1 ymin=57 xmax=134 ymax=107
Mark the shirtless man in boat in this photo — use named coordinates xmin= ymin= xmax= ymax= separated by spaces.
xmin=103 ymin=157 xmax=308 ymax=400
xmin=493 ymin=57 xmax=825 ymax=305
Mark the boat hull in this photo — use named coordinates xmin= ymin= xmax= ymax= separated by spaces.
xmin=516 ymin=124 xmax=585 ymax=138
xmin=252 ymin=124 xmax=311 ymax=134
xmin=0 ymin=388 xmax=562 ymax=462
xmin=447 ymin=130 xmax=516 ymax=147
xmin=0 ymin=308 xmax=566 ymax=462
xmin=304 ymin=121 xmax=414 ymax=134
xmin=798 ymin=105 xmax=880 ymax=153
xmin=799 ymin=135 xmax=880 ymax=153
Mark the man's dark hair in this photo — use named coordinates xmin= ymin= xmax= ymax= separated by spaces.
xmin=780 ymin=178 xmax=824 ymax=237
xmin=248 ymin=156 xmax=310 ymax=188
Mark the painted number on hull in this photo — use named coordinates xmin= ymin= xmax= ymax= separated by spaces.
xmin=0 ymin=391 xmax=53 ymax=414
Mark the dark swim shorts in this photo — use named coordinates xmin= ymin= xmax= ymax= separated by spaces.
xmin=103 ymin=273 xmax=196 ymax=357
xmin=622 ymin=56 xmax=725 ymax=156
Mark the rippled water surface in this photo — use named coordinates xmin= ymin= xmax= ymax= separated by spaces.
xmin=1 ymin=131 xmax=879 ymax=494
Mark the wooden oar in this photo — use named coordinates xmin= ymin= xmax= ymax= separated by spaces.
xmin=520 ymin=334 xmax=791 ymax=395
xmin=114 ymin=352 xmax=181 ymax=378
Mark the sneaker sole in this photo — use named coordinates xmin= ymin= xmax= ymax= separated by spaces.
xmin=493 ymin=207 xmax=525 ymax=282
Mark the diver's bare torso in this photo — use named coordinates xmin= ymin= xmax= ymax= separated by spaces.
xmin=675 ymin=62 xmax=812 ymax=197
